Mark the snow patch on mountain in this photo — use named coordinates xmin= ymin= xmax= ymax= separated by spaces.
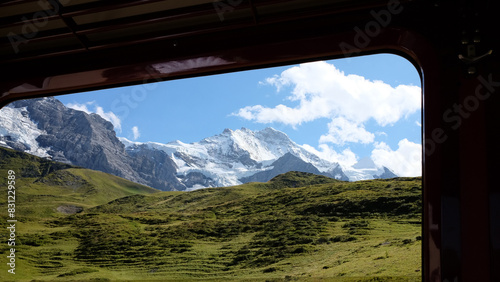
xmin=0 ymin=105 xmax=50 ymax=158
xmin=343 ymin=157 xmax=397 ymax=181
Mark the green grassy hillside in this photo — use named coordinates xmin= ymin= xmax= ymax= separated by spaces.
xmin=0 ymin=147 xmax=158 ymax=218
xmin=0 ymin=148 xmax=421 ymax=281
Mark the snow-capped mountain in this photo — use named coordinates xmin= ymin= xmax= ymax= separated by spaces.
xmin=119 ymin=127 xmax=350 ymax=189
xmin=0 ymin=97 xmax=397 ymax=191
xmin=344 ymin=157 xmax=398 ymax=181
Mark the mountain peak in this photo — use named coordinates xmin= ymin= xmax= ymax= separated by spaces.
xmin=220 ymin=127 xmax=286 ymax=139
xmin=352 ymin=157 xmax=377 ymax=169
xmin=256 ymin=127 xmax=290 ymax=141
xmin=262 ymin=127 xmax=278 ymax=132
xmin=240 ymin=127 xmax=252 ymax=132
xmin=261 ymin=127 xmax=282 ymax=134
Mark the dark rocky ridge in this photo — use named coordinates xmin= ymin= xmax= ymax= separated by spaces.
xmin=324 ymin=164 xmax=350 ymax=181
xmin=125 ymin=144 xmax=183 ymax=191
xmin=9 ymin=97 xmax=184 ymax=191
xmin=374 ymin=166 xmax=398 ymax=179
xmin=240 ymin=153 xmax=350 ymax=183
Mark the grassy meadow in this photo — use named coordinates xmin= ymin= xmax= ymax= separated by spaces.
xmin=0 ymin=147 xmax=421 ymax=281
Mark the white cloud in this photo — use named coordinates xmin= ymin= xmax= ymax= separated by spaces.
xmin=66 ymin=101 xmax=94 ymax=114
xmin=95 ymin=106 xmax=122 ymax=132
xmin=319 ymin=117 xmax=375 ymax=145
xmin=234 ymin=61 xmax=421 ymax=140
xmin=132 ymin=126 xmax=140 ymax=140
xmin=415 ymin=120 xmax=422 ymax=127
xmin=233 ymin=104 xmax=315 ymax=127
xmin=302 ymin=144 xmax=358 ymax=168
xmin=371 ymin=139 xmax=422 ymax=177
xmin=66 ymin=102 xmax=122 ymax=132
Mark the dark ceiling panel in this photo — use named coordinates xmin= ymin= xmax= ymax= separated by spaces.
xmin=0 ymin=0 xmax=394 ymax=64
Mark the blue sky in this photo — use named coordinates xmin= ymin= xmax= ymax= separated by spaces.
xmin=58 ymin=53 xmax=422 ymax=176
